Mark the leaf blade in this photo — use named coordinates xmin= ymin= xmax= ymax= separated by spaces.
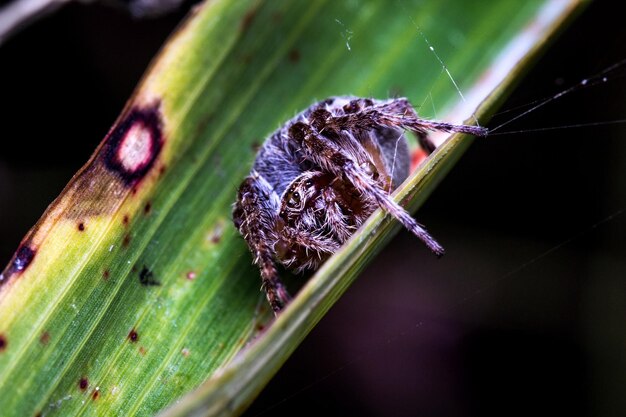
xmin=0 ymin=0 xmax=586 ymax=416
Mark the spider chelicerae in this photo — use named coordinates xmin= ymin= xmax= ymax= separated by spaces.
xmin=233 ymin=96 xmax=488 ymax=313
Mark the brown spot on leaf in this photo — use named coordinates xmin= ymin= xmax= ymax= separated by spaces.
xmin=78 ymin=222 xmax=85 ymax=231
xmin=91 ymin=388 xmax=100 ymax=400
xmin=207 ymin=221 xmax=225 ymax=244
xmin=79 ymin=377 xmax=89 ymax=391
xmin=123 ymin=234 xmax=131 ymax=248
xmin=128 ymin=329 xmax=139 ymax=343
xmin=139 ymin=346 xmax=147 ymax=356
xmin=123 ymin=214 xmax=130 ymax=226
xmin=0 ymin=334 xmax=7 ymax=352
xmin=103 ymin=270 xmax=110 ymax=280
xmin=40 ymin=331 xmax=50 ymax=345
xmin=288 ymin=49 xmax=300 ymax=63
xmin=240 ymin=7 xmax=258 ymax=32
xmin=144 ymin=202 xmax=152 ymax=215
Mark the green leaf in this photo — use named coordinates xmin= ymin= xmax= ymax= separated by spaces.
xmin=0 ymin=0 xmax=586 ymax=416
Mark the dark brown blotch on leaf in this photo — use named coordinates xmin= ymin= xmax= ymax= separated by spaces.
xmin=2 ymin=245 xmax=36 ymax=281
xmin=0 ymin=334 xmax=7 ymax=352
xmin=91 ymin=388 xmax=100 ymax=400
xmin=102 ymin=104 xmax=164 ymax=187
xmin=123 ymin=234 xmax=131 ymax=248
xmin=128 ymin=329 xmax=139 ymax=343
xmin=103 ymin=270 xmax=110 ymax=280
xmin=288 ymin=49 xmax=300 ymax=63
xmin=144 ymin=202 xmax=152 ymax=215
xmin=78 ymin=222 xmax=85 ymax=231
xmin=138 ymin=266 xmax=160 ymax=286
xmin=40 ymin=331 xmax=50 ymax=345
xmin=79 ymin=377 xmax=89 ymax=391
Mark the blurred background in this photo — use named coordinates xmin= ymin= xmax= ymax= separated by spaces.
xmin=0 ymin=1 xmax=624 ymax=416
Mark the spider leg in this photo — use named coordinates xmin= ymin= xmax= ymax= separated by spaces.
xmin=233 ymin=173 xmax=291 ymax=313
xmin=290 ymin=122 xmax=445 ymax=256
xmin=275 ymin=222 xmax=340 ymax=272
xmin=327 ymin=98 xmax=488 ymax=152
xmin=322 ymin=187 xmax=356 ymax=243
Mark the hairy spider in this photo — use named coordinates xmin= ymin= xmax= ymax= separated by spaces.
xmin=233 ymin=96 xmax=487 ymax=313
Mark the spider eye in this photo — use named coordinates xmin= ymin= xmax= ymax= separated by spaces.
xmin=286 ymin=190 xmax=301 ymax=207
xmin=343 ymin=102 xmax=360 ymax=113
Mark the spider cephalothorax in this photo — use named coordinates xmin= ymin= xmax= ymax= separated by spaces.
xmin=233 ymin=96 xmax=487 ymax=313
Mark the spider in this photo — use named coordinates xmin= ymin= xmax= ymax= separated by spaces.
xmin=233 ymin=96 xmax=488 ymax=313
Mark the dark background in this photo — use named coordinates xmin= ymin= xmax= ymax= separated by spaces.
xmin=1 ymin=1 xmax=624 ymax=416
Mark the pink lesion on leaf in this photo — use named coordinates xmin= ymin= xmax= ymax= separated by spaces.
xmin=117 ymin=123 xmax=155 ymax=173
xmin=102 ymin=103 xmax=164 ymax=188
